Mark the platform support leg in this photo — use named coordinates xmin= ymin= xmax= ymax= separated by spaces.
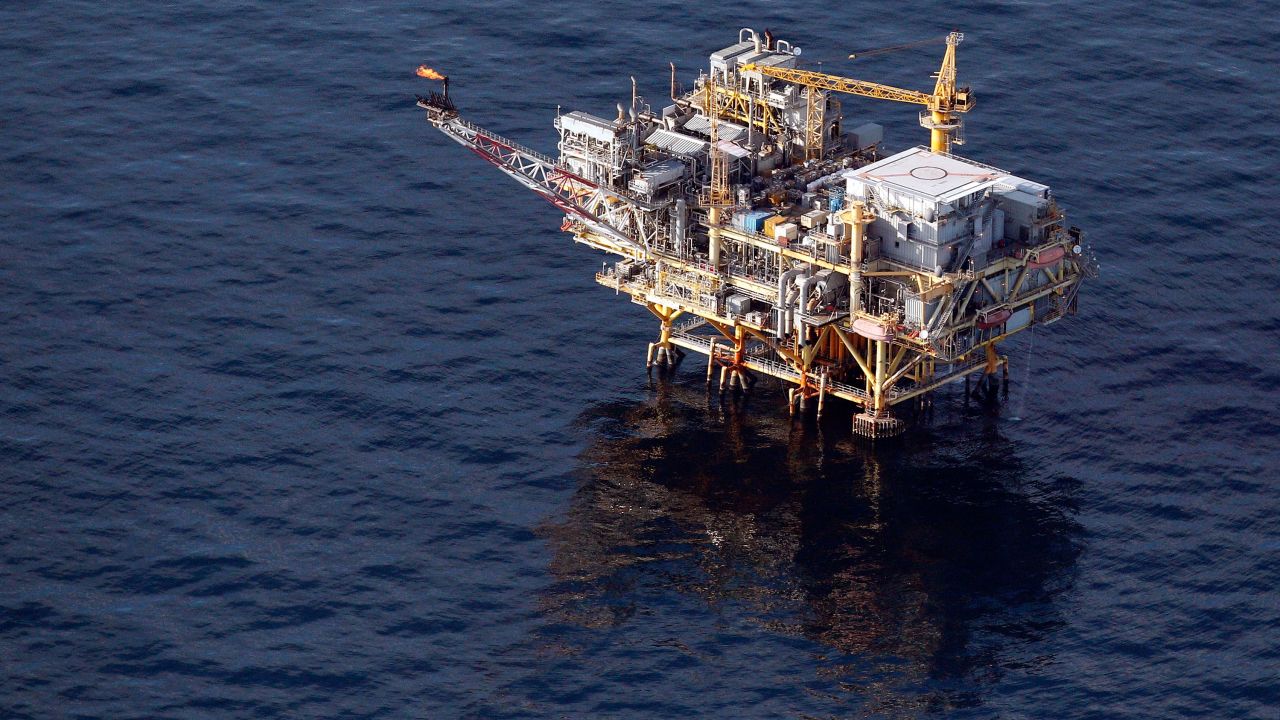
xmin=816 ymin=373 xmax=827 ymax=420
xmin=645 ymin=304 xmax=684 ymax=371
xmin=706 ymin=340 xmax=718 ymax=385
xmin=711 ymin=324 xmax=753 ymax=396
xmin=853 ymin=337 xmax=905 ymax=438
xmin=979 ymin=342 xmax=999 ymax=396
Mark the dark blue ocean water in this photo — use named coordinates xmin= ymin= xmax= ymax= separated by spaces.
xmin=2 ymin=1 xmax=1277 ymax=717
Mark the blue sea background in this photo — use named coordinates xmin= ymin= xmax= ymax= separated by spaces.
xmin=2 ymin=1 xmax=1277 ymax=717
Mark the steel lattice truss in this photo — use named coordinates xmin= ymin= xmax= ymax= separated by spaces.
xmin=431 ymin=113 xmax=669 ymax=258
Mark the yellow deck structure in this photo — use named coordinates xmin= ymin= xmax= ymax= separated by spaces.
xmin=415 ymin=29 xmax=1094 ymax=437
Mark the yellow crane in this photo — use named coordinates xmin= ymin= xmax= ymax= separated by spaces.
xmin=743 ymin=31 xmax=973 ymax=155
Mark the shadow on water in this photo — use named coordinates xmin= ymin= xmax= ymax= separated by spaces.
xmin=537 ymin=376 xmax=1082 ymax=713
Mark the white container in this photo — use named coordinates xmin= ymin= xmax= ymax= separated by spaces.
xmin=774 ymin=222 xmax=799 ymax=241
xmin=848 ymin=122 xmax=884 ymax=149
xmin=800 ymin=210 xmax=829 ymax=229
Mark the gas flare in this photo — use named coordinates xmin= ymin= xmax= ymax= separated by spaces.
xmin=416 ymin=65 xmax=446 ymax=80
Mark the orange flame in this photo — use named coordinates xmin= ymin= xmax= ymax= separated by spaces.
xmin=416 ymin=65 xmax=446 ymax=80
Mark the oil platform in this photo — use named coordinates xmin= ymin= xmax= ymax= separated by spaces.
xmin=415 ymin=30 xmax=1095 ymax=437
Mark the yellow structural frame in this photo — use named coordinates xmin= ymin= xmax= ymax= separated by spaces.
xmin=742 ymin=32 xmax=971 ymax=153
xmin=588 ymin=204 xmax=1081 ymax=435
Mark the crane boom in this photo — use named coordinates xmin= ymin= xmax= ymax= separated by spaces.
xmin=932 ymin=31 xmax=962 ymax=109
xmin=744 ymin=64 xmax=931 ymax=107
xmin=741 ymin=31 xmax=971 ymax=154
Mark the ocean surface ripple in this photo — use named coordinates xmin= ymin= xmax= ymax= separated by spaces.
xmin=1 ymin=1 xmax=1276 ymax=717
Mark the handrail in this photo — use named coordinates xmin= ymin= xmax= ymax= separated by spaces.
xmin=673 ymin=316 xmax=709 ymax=333
xmin=451 ymin=117 xmax=558 ymax=165
xmin=911 ymin=145 xmax=1011 ymax=177
xmin=449 ymin=116 xmax=665 ymax=209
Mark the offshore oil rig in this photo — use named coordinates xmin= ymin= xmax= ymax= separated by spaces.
xmin=415 ymin=30 xmax=1095 ymax=437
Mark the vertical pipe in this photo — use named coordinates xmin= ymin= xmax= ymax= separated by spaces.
xmin=863 ymin=337 xmax=872 ymax=396
xmin=675 ymin=197 xmax=688 ymax=254
xmin=817 ymin=373 xmax=827 ymax=419
xmin=931 ymin=111 xmax=949 ymax=153
xmin=708 ymin=206 xmax=722 ymax=269
xmin=873 ymin=338 xmax=887 ymax=414
xmin=850 ymin=202 xmax=866 ymax=315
